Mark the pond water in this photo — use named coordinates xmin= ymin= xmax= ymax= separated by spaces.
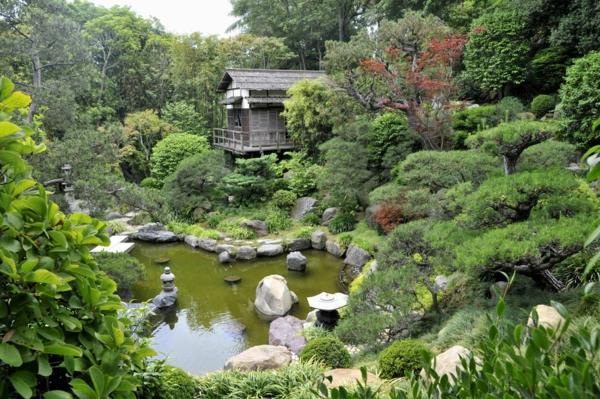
xmin=130 ymin=241 xmax=343 ymax=375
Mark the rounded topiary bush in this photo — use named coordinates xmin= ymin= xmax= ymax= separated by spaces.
xmin=154 ymin=365 xmax=198 ymax=399
xmin=150 ymin=133 xmax=209 ymax=182
xmin=530 ymin=95 xmax=556 ymax=118
xmin=378 ymin=339 xmax=429 ymax=379
xmin=272 ymin=189 xmax=297 ymax=209
xmin=299 ymin=336 xmax=351 ymax=368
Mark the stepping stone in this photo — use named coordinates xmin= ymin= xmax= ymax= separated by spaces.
xmin=224 ymin=275 xmax=241 ymax=284
xmin=154 ymin=257 xmax=170 ymax=264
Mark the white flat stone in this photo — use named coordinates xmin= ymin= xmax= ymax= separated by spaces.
xmin=110 ymin=235 xmax=129 ymax=244
xmin=91 ymin=242 xmax=135 ymax=254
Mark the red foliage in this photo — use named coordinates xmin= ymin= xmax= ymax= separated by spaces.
xmin=373 ymin=201 xmax=405 ymax=234
xmin=358 ymin=33 xmax=466 ymax=149
xmin=472 ymin=26 xmax=486 ymax=34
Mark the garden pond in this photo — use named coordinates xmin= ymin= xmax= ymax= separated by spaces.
xmin=130 ymin=241 xmax=342 ymax=375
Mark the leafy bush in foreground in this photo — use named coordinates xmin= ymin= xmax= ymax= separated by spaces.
xmin=319 ymin=298 xmax=600 ymax=399
xmin=378 ymin=340 xmax=430 ymax=379
xmin=0 ymin=78 xmax=153 ymax=397
xmin=300 ymin=336 xmax=351 ymax=368
xmin=329 ymin=211 xmax=357 ymax=234
xmin=151 ymin=366 xmax=198 ymax=399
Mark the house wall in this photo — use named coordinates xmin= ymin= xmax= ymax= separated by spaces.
xmin=227 ymin=108 xmax=249 ymax=131
xmin=249 ymin=107 xmax=285 ymax=132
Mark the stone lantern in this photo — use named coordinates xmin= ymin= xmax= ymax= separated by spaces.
xmin=307 ymin=292 xmax=348 ymax=330
xmin=152 ymin=266 xmax=178 ymax=309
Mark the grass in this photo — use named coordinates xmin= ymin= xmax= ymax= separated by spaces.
xmin=167 ymin=221 xmax=221 ymax=240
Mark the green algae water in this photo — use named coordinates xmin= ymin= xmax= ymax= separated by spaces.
xmin=130 ymin=241 xmax=342 ymax=375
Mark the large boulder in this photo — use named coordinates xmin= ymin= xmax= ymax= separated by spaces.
xmin=311 ymin=230 xmax=327 ymax=250
xmin=344 ymin=245 xmax=372 ymax=269
xmin=236 ymin=246 xmax=257 ymax=260
xmin=268 ymin=316 xmax=307 ymax=354
xmin=527 ymin=304 xmax=565 ymax=330
xmin=292 ymin=197 xmax=318 ymax=219
xmin=323 ymin=369 xmax=380 ymax=389
xmin=216 ymin=244 xmax=236 ymax=255
xmin=224 ymin=345 xmax=292 ymax=371
xmin=254 ymin=275 xmax=298 ymax=320
xmin=321 ymin=207 xmax=338 ymax=226
xmin=257 ymin=244 xmax=284 ymax=257
xmin=218 ymin=251 xmax=232 ymax=264
xmin=197 ymin=238 xmax=218 ymax=252
xmin=287 ymin=251 xmax=307 ymax=272
xmin=288 ymin=238 xmax=312 ymax=251
xmin=132 ymin=223 xmax=178 ymax=243
xmin=241 ymin=220 xmax=268 ymax=237
xmin=326 ymin=240 xmax=345 ymax=258
xmin=421 ymin=345 xmax=472 ymax=380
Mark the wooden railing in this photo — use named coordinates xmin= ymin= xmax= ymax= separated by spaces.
xmin=213 ymin=128 xmax=295 ymax=153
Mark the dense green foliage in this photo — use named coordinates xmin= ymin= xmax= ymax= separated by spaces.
xmin=517 ymin=140 xmax=578 ymax=171
xmin=150 ymin=133 xmax=210 ymax=184
xmin=163 ymin=151 xmax=229 ymax=220
xmin=150 ymin=366 xmax=198 ymax=399
xmin=378 ymin=339 xmax=430 ymax=379
xmin=161 ymin=101 xmax=207 ymax=137
xmin=299 ymin=336 xmax=351 ymax=368
xmin=463 ymin=10 xmax=529 ymax=96
xmin=94 ymin=253 xmax=145 ymax=299
xmin=0 ymin=79 xmax=153 ymax=398
xmin=197 ymin=362 xmax=323 ymax=399
xmin=394 ymin=151 xmax=500 ymax=192
xmin=559 ymin=51 xmax=600 ymax=147
xmin=222 ymin=154 xmax=281 ymax=204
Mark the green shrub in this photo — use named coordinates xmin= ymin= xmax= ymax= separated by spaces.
xmin=217 ymin=220 xmax=256 ymax=240
xmin=368 ymin=112 xmax=420 ymax=176
xmin=302 ymin=212 xmax=321 ymax=226
xmin=150 ymin=133 xmax=210 ymax=183
xmin=278 ymin=152 xmax=322 ymax=197
xmin=94 ymin=252 xmax=146 ymax=299
xmin=337 ymin=233 xmax=354 ymax=248
xmin=303 ymin=326 xmax=332 ymax=341
xmin=163 ymin=151 xmax=229 ymax=221
xmin=265 ymin=209 xmax=292 ymax=233
xmin=168 ymin=221 xmax=221 ymax=240
xmin=530 ymin=94 xmax=556 ymax=118
xmin=452 ymin=105 xmax=499 ymax=135
xmin=378 ymin=339 xmax=430 ymax=379
xmin=197 ymin=361 xmax=323 ymax=399
xmin=107 ymin=219 xmax=127 ymax=234
xmin=559 ymin=51 xmax=600 ymax=147
xmin=299 ymin=336 xmax=351 ymax=368
xmin=294 ymin=226 xmax=316 ymax=239
xmin=0 ymin=78 xmax=152 ymax=397
xmin=517 ymin=140 xmax=578 ymax=171
xmin=394 ymin=150 xmax=501 ymax=192
xmin=272 ymin=189 xmax=297 ymax=209
xmin=222 ymin=154 xmax=281 ymax=204
xmin=206 ymin=212 xmax=225 ymax=228
xmin=141 ymin=176 xmax=161 ymax=188
xmin=495 ymin=96 xmax=525 ymax=122
xmin=329 ymin=211 xmax=357 ymax=234
xmin=153 ymin=366 xmax=198 ymax=399
xmin=162 ymin=100 xmax=207 ymax=137
xmin=369 ymin=183 xmax=405 ymax=205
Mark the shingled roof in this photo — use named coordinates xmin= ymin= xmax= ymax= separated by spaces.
xmin=217 ymin=68 xmax=326 ymax=92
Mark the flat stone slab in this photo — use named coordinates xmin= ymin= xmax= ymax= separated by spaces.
xmin=323 ymin=369 xmax=380 ymax=388
xmin=109 ymin=235 xmax=129 ymax=244
xmin=224 ymin=275 xmax=241 ymax=284
xmin=91 ymin=242 xmax=135 ymax=254
xmin=154 ymin=257 xmax=170 ymax=264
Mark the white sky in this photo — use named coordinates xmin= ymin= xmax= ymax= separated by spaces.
xmin=86 ymin=0 xmax=238 ymax=36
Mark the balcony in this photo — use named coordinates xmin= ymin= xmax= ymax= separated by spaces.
xmin=212 ymin=128 xmax=296 ymax=154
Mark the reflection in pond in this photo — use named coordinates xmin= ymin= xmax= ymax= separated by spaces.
xmin=130 ymin=241 xmax=342 ymax=375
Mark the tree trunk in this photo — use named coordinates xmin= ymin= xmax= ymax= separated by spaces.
xmin=28 ymin=54 xmax=42 ymax=123
xmin=338 ymin=5 xmax=345 ymax=42
xmin=503 ymin=155 xmax=518 ymax=175
xmin=538 ymin=270 xmax=565 ymax=292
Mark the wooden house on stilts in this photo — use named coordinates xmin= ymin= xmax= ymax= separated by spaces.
xmin=213 ymin=68 xmax=325 ymax=155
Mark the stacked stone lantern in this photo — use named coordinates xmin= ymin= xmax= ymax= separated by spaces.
xmin=307 ymin=292 xmax=348 ymax=330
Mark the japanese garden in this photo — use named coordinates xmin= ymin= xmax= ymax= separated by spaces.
xmin=1 ymin=0 xmax=600 ymax=398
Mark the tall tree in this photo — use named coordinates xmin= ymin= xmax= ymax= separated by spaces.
xmin=0 ymin=0 xmax=87 ymax=122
